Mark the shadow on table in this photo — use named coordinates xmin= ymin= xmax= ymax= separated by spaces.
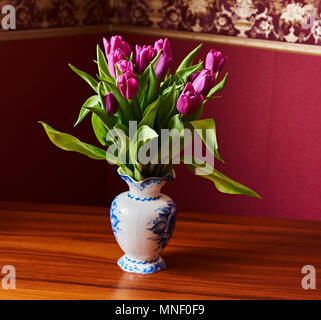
xmin=163 ymin=244 xmax=273 ymax=274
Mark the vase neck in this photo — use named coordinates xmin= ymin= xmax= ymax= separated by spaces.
xmin=128 ymin=181 xmax=163 ymax=200
xmin=118 ymin=170 xmax=174 ymax=201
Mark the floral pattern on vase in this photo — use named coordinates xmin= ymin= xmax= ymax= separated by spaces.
xmin=147 ymin=201 xmax=177 ymax=251
xmin=110 ymin=196 xmax=122 ymax=240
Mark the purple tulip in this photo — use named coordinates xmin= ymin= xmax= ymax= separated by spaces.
xmin=121 ymin=41 xmax=131 ymax=58
xmin=177 ymin=83 xmax=204 ymax=115
xmin=104 ymin=92 xmax=118 ymax=115
xmin=154 ymin=38 xmax=172 ymax=58
xmin=116 ymin=59 xmax=134 ymax=74
xmin=107 ymin=48 xmax=125 ymax=77
xmin=103 ymin=35 xmax=131 ymax=57
xmin=117 ymin=71 xmax=139 ymax=99
xmin=205 ymin=49 xmax=228 ymax=74
xmin=154 ymin=54 xmax=172 ymax=81
xmin=153 ymin=38 xmax=173 ymax=81
xmin=135 ymin=45 xmax=157 ymax=74
xmin=189 ymin=71 xmax=200 ymax=83
xmin=192 ymin=69 xmax=215 ymax=96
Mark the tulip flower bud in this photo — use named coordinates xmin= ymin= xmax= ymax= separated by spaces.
xmin=205 ymin=49 xmax=228 ymax=74
xmin=153 ymin=38 xmax=173 ymax=81
xmin=154 ymin=54 xmax=172 ymax=81
xmin=192 ymin=69 xmax=215 ymax=96
xmin=103 ymin=35 xmax=131 ymax=58
xmin=104 ymin=92 xmax=118 ymax=114
xmin=135 ymin=45 xmax=157 ymax=74
xmin=121 ymin=41 xmax=131 ymax=58
xmin=117 ymin=71 xmax=139 ymax=99
xmin=177 ymin=83 xmax=204 ymax=115
xmin=107 ymin=48 xmax=125 ymax=77
xmin=116 ymin=59 xmax=134 ymax=74
xmin=189 ymin=71 xmax=200 ymax=83
xmin=103 ymin=37 xmax=110 ymax=56
xmin=154 ymin=38 xmax=172 ymax=58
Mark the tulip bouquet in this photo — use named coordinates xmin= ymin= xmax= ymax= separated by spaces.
xmin=39 ymin=35 xmax=260 ymax=198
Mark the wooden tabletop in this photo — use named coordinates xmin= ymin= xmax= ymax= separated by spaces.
xmin=0 ymin=201 xmax=320 ymax=300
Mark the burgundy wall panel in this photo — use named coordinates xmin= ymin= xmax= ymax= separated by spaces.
xmin=1 ymin=32 xmax=321 ymax=220
xmin=0 ymin=34 xmax=111 ymax=206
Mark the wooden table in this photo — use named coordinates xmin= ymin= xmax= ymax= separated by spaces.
xmin=0 ymin=201 xmax=320 ymax=300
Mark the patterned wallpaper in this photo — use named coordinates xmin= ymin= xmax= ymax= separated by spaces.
xmin=0 ymin=0 xmax=112 ymax=29
xmin=114 ymin=0 xmax=321 ymax=45
xmin=1 ymin=0 xmax=321 ymax=46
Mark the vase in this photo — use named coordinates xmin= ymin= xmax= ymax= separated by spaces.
xmin=110 ymin=168 xmax=177 ymax=274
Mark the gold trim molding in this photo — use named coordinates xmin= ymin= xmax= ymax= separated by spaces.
xmin=1 ymin=23 xmax=321 ymax=56
xmin=0 ymin=24 xmax=111 ymax=41
xmin=112 ymin=25 xmax=321 ymax=57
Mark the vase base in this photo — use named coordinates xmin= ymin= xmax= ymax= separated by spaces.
xmin=117 ymin=255 xmax=166 ymax=274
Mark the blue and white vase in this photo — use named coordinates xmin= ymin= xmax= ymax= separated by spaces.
xmin=110 ymin=168 xmax=177 ymax=274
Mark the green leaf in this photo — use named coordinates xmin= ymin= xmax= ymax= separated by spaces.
xmin=97 ymin=74 xmax=115 ymax=86
xmin=168 ymin=114 xmax=184 ymax=132
xmin=107 ymin=127 xmax=131 ymax=170
xmin=96 ymin=82 xmax=105 ymax=109
xmin=38 ymin=121 xmax=116 ymax=162
xmin=104 ymin=82 xmax=134 ymax=123
xmin=137 ymin=50 xmax=162 ymax=105
xmin=74 ymin=95 xmax=99 ymax=127
xmin=135 ymin=125 xmax=159 ymax=143
xmin=115 ymin=129 xmax=130 ymax=164
xmin=91 ymin=113 xmax=108 ymax=146
xmin=159 ymin=74 xmax=173 ymax=94
xmin=115 ymin=62 xmax=122 ymax=79
xmin=186 ymin=118 xmax=224 ymax=162
xmin=161 ymin=84 xmax=184 ymax=96
xmin=129 ymin=51 xmax=134 ymax=63
xmin=96 ymin=44 xmax=110 ymax=78
xmin=85 ymin=104 xmax=114 ymax=131
xmin=206 ymin=73 xmax=228 ymax=99
xmin=150 ymin=49 xmax=163 ymax=68
xmin=156 ymin=114 xmax=186 ymax=166
xmin=157 ymin=82 xmax=178 ymax=129
xmin=173 ymin=62 xmax=203 ymax=84
xmin=182 ymin=156 xmax=261 ymax=198
xmin=145 ymin=65 xmax=157 ymax=108
xmin=138 ymin=96 xmax=160 ymax=129
xmin=69 ymin=64 xmax=98 ymax=93
xmin=176 ymin=44 xmax=202 ymax=72
xmin=129 ymin=125 xmax=159 ymax=180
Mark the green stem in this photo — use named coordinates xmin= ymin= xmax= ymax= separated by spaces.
xmin=132 ymin=98 xmax=142 ymax=122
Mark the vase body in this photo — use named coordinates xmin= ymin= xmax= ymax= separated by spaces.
xmin=110 ymin=169 xmax=177 ymax=274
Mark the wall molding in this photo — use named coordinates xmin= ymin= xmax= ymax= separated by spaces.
xmin=1 ymin=23 xmax=321 ymax=56
xmin=0 ymin=24 xmax=111 ymax=42
xmin=112 ymin=25 xmax=321 ymax=56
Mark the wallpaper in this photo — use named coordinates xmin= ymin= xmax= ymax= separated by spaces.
xmin=1 ymin=0 xmax=321 ymax=46
xmin=114 ymin=0 xmax=321 ymax=45
xmin=0 ymin=0 xmax=112 ymax=29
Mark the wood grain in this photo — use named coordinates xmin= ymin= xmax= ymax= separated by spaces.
xmin=0 ymin=201 xmax=320 ymax=300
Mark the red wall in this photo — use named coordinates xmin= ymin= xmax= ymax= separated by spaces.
xmin=1 ymin=32 xmax=321 ymax=220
